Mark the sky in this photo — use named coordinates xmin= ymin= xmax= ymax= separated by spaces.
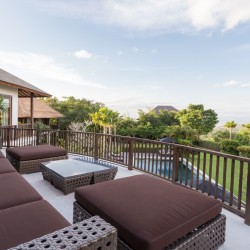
xmin=0 ymin=0 xmax=250 ymax=125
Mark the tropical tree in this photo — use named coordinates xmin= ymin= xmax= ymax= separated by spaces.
xmin=176 ymin=104 xmax=218 ymax=136
xmin=0 ymin=95 xmax=8 ymax=126
xmin=0 ymin=96 xmax=8 ymax=113
xmin=224 ymin=121 xmax=237 ymax=140
xmin=91 ymin=107 xmax=119 ymax=134
xmin=44 ymin=96 xmax=103 ymax=129
xmin=243 ymin=123 xmax=250 ymax=132
xmin=116 ymin=117 xmax=137 ymax=137
xmin=137 ymin=109 xmax=178 ymax=127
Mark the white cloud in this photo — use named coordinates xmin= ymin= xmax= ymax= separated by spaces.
xmin=214 ymin=80 xmax=240 ymax=87
xmin=241 ymin=83 xmax=250 ymax=87
xmin=74 ymin=49 xmax=92 ymax=59
xmin=36 ymin=0 xmax=250 ymax=32
xmin=0 ymin=50 xmax=106 ymax=89
xmin=214 ymin=80 xmax=250 ymax=87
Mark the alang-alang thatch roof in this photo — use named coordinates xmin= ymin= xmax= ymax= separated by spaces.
xmin=19 ymin=98 xmax=63 ymax=119
xmin=151 ymin=105 xmax=178 ymax=114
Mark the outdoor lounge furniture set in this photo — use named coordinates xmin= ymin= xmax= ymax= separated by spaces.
xmin=1 ymin=145 xmax=226 ymax=249
xmin=0 ymin=147 xmax=117 ymax=250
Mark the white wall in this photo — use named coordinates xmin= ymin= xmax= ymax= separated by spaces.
xmin=0 ymin=85 xmax=18 ymax=125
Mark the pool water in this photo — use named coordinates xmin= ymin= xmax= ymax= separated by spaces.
xmin=135 ymin=159 xmax=200 ymax=183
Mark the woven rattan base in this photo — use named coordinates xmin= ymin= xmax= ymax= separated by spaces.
xmin=10 ymin=216 xmax=117 ymax=250
xmin=6 ymin=154 xmax=68 ymax=174
xmin=73 ymin=201 xmax=226 ymax=250
xmin=92 ymin=167 xmax=118 ymax=184
xmin=41 ymin=165 xmax=93 ymax=195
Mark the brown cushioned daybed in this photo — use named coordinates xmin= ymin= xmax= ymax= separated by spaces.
xmin=74 ymin=174 xmax=226 ymax=250
xmin=0 ymin=151 xmax=117 ymax=250
xmin=6 ymin=144 xmax=68 ymax=174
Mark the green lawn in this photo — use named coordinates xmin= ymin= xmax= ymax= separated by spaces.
xmin=193 ymin=153 xmax=248 ymax=202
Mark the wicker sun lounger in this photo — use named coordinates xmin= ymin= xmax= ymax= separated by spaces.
xmin=73 ymin=175 xmax=226 ymax=250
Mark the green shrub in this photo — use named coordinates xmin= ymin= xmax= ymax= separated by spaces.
xmin=237 ymin=145 xmax=250 ymax=158
xmin=198 ymin=140 xmax=220 ymax=151
xmin=236 ymin=132 xmax=250 ymax=146
xmin=220 ymin=139 xmax=240 ymax=155
xmin=34 ymin=121 xmax=50 ymax=130
xmin=178 ymin=139 xmax=192 ymax=146
xmin=211 ymin=130 xmax=230 ymax=142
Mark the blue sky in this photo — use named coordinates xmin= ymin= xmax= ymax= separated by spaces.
xmin=0 ymin=0 xmax=250 ymax=124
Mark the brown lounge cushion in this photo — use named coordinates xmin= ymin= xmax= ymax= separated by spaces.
xmin=0 ymin=158 xmax=16 ymax=174
xmin=6 ymin=145 xmax=67 ymax=161
xmin=0 ymin=199 xmax=70 ymax=250
xmin=75 ymin=174 xmax=222 ymax=250
xmin=0 ymin=172 xmax=42 ymax=210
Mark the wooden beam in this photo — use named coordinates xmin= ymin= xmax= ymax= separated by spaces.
xmin=30 ymin=93 xmax=34 ymax=128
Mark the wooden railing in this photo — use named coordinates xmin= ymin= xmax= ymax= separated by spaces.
xmin=1 ymin=127 xmax=250 ymax=225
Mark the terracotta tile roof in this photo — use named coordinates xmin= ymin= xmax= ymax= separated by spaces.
xmin=0 ymin=68 xmax=51 ymax=97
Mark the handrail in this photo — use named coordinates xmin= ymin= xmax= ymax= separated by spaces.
xmin=0 ymin=126 xmax=250 ymax=225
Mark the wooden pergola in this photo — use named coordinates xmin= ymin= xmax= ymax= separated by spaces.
xmin=0 ymin=68 xmax=51 ymax=128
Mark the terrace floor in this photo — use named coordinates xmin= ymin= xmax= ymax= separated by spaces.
xmin=4 ymin=150 xmax=250 ymax=250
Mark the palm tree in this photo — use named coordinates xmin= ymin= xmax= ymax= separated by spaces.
xmin=0 ymin=96 xmax=8 ymax=113
xmin=91 ymin=107 xmax=119 ymax=135
xmin=0 ymin=95 xmax=8 ymax=126
xmin=90 ymin=107 xmax=119 ymax=157
xmin=224 ymin=121 xmax=237 ymax=140
xmin=0 ymin=95 xmax=8 ymax=148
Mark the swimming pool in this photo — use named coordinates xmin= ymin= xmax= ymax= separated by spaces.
xmin=135 ymin=158 xmax=201 ymax=184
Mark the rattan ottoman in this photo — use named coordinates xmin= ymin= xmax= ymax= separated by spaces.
xmin=6 ymin=145 xmax=68 ymax=174
xmin=74 ymin=175 xmax=226 ymax=250
xmin=40 ymin=159 xmax=118 ymax=194
xmin=73 ymin=202 xmax=225 ymax=250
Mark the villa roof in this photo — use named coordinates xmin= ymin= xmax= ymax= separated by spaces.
xmin=151 ymin=105 xmax=178 ymax=114
xmin=18 ymin=98 xmax=63 ymax=118
xmin=0 ymin=68 xmax=51 ymax=97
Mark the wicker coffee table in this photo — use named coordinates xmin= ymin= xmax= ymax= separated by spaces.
xmin=40 ymin=159 xmax=118 ymax=194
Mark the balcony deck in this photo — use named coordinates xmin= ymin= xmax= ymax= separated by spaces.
xmin=17 ymin=154 xmax=249 ymax=250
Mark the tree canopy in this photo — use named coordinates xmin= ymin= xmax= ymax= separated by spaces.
xmin=44 ymin=96 xmax=104 ymax=129
xmin=137 ymin=109 xmax=179 ymax=127
xmin=176 ymin=104 xmax=218 ymax=135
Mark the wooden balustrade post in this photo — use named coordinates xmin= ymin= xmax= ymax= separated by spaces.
xmin=13 ymin=125 xmax=17 ymax=146
xmin=245 ymin=163 xmax=250 ymax=226
xmin=172 ymin=145 xmax=180 ymax=183
xmin=94 ymin=134 xmax=99 ymax=160
xmin=128 ymin=138 xmax=134 ymax=170
xmin=6 ymin=128 xmax=10 ymax=148
xmin=0 ymin=127 xmax=2 ymax=149
xmin=36 ymin=129 xmax=40 ymax=145
xmin=64 ymin=131 xmax=68 ymax=151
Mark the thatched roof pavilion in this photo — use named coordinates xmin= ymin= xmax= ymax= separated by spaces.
xmin=151 ymin=105 xmax=178 ymax=114
xmin=18 ymin=98 xmax=63 ymax=119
